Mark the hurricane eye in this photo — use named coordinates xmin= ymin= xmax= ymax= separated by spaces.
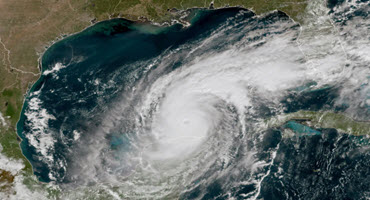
xmin=17 ymin=1 xmax=370 ymax=199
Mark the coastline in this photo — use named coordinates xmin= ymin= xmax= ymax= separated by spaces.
xmin=14 ymin=6 xmax=303 ymax=182
xmin=14 ymin=6 xmax=261 ymax=181
xmin=2 ymin=0 xmax=369 ymax=198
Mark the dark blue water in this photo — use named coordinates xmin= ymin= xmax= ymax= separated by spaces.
xmin=17 ymin=7 xmax=260 ymax=183
xmin=16 ymin=4 xmax=369 ymax=199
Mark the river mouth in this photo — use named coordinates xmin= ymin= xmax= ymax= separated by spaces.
xmin=17 ymin=2 xmax=370 ymax=199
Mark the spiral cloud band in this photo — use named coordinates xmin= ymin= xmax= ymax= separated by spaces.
xmin=18 ymin=0 xmax=369 ymax=199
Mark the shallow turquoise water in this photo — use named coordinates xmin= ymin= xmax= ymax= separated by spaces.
xmin=16 ymin=3 xmax=370 ymax=199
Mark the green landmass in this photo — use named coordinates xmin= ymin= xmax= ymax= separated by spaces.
xmin=266 ymin=110 xmax=370 ymax=136
xmin=0 ymin=0 xmax=348 ymax=197
xmin=0 ymin=0 xmax=307 ymax=172
xmin=0 ymin=0 xmax=368 ymax=197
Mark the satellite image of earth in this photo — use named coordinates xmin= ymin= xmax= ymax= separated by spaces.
xmin=0 ymin=0 xmax=369 ymax=199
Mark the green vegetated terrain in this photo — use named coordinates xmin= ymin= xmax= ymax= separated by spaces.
xmin=0 ymin=0 xmax=366 ymax=196
xmin=266 ymin=110 xmax=370 ymax=136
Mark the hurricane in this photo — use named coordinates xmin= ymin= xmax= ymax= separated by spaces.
xmin=17 ymin=0 xmax=369 ymax=199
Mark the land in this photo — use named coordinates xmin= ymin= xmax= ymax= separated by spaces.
xmin=266 ymin=110 xmax=370 ymax=136
xmin=0 ymin=0 xmax=307 ymax=160
xmin=0 ymin=0 xmax=332 ymax=196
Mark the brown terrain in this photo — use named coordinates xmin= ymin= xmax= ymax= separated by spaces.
xmin=0 ymin=0 xmax=307 ymax=192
